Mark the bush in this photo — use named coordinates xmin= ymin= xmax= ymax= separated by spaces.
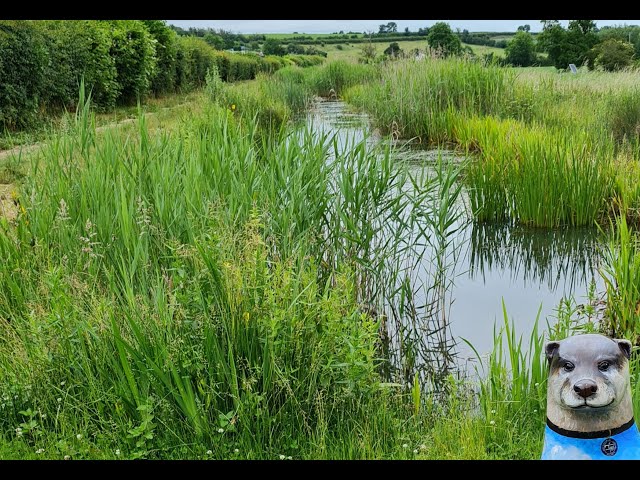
xmin=0 ymin=21 xmax=48 ymax=130
xmin=177 ymin=36 xmax=218 ymax=88
xmin=107 ymin=20 xmax=158 ymax=103
xmin=36 ymin=20 xmax=119 ymax=111
xmin=592 ymin=39 xmax=635 ymax=72
xmin=143 ymin=20 xmax=179 ymax=96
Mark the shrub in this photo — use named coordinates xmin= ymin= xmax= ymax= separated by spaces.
xmin=36 ymin=20 xmax=118 ymax=111
xmin=143 ymin=20 xmax=179 ymax=95
xmin=592 ymin=39 xmax=635 ymax=72
xmin=106 ymin=20 xmax=158 ymax=103
xmin=177 ymin=36 xmax=218 ymax=88
xmin=0 ymin=21 xmax=48 ymax=130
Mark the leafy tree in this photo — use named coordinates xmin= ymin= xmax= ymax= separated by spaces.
xmin=598 ymin=25 xmax=640 ymax=57
xmin=263 ymin=38 xmax=285 ymax=56
xmin=517 ymin=25 xmax=531 ymax=32
xmin=538 ymin=19 xmax=600 ymax=69
xmin=359 ymin=42 xmax=377 ymax=64
xmin=426 ymin=22 xmax=462 ymax=57
xmin=404 ymin=27 xmax=410 ymax=36
xmin=505 ymin=31 xmax=536 ymax=66
xmin=204 ymin=32 xmax=224 ymax=50
xmin=386 ymin=22 xmax=397 ymax=33
xmin=592 ymin=38 xmax=635 ymax=71
xmin=383 ymin=42 xmax=402 ymax=57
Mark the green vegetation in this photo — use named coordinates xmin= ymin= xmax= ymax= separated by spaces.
xmin=5 ymin=21 xmax=640 ymax=460
xmin=341 ymin=57 xmax=640 ymax=227
xmin=505 ymin=31 xmax=537 ymax=67
xmin=426 ymin=22 xmax=462 ymax=57
xmin=0 ymin=20 xmax=324 ymax=135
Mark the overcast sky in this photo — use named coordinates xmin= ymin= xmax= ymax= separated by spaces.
xmin=166 ymin=20 xmax=638 ymax=34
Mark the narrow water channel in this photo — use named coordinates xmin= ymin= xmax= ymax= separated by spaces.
xmin=302 ymin=98 xmax=606 ymax=376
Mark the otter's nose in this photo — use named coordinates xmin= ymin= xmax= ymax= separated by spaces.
xmin=573 ymin=380 xmax=598 ymax=398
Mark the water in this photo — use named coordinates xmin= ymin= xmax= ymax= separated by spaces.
xmin=302 ymin=98 xmax=606 ymax=376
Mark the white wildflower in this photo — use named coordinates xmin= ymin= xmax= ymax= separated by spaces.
xmin=217 ymin=428 xmax=224 ymax=434
xmin=413 ymin=449 xmax=418 ymax=454
xmin=490 ymin=420 xmax=495 ymax=425
xmin=419 ymin=444 xmax=427 ymax=451
xmin=115 ymin=449 xmax=121 ymax=456
xmin=36 ymin=448 xmax=44 ymax=454
xmin=402 ymin=443 xmax=409 ymax=449
xmin=279 ymin=454 xmax=285 ymax=460
xmin=206 ymin=450 xmax=213 ymax=455
xmin=64 ymin=455 xmax=70 ymax=460
xmin=76 ymin=434 xmax=83 ymax=440
xmin=287 ymin=456 xmax=292 ymax=460
xmin=234 ymin=448 xmax=239 ymax=454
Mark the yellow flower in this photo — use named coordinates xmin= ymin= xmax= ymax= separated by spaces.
xmin=244 ymin=311 xmax=250 ymax=322
xmin=231 ymin=104 xmax=236 ymax=111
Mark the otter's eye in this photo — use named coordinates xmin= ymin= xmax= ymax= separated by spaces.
xmin=598 ymin=361 xmax=611 ymax=372
xmin=563 ymin=362 xmax=575 ymax=372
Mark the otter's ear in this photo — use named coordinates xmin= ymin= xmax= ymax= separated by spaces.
xmin=545 ymin=341 xmax=561 ymax=363
xmin=615 ymin=339 xmax=632 ymax=359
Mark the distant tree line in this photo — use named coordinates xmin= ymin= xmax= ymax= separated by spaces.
xmin=459 ymin=30 xmax=509 ymax=48
xmin=0 ymin=20 xmax=324 ymax=131
xmin=533 ymin=20 xmax=638 ymax=71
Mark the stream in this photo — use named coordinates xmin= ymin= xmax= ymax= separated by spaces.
xmin=302 ymin=98 xmax=606 ymax=377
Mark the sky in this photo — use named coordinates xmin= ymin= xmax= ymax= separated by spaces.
xmin=166 ymin=20 xmax=639 ymax=34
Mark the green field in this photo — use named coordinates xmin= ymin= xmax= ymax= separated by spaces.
xmin=304 ymin=39 xmax=506 ymax=62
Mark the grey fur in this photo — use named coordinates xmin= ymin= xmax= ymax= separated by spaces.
xmin=544 ymin=334 xmax=633 ymax=432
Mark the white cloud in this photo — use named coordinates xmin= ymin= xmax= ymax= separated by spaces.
xmin=548 ymin=445 xmax=592 ymax=460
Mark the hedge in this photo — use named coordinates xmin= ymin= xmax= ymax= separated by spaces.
xmin=0 ymin=20 xmax=325 ymax=132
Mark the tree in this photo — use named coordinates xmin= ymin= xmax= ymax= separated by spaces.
xmin=203 ymin=32 xmax=224 ymax=50
xmin=404 ymin=27 xmax=410 ymax=36
xmin=538 ymin=19 xmax=600 ymax=69
xmin=383 ymin=42 xmax=402 ymax=57
xmin=263 ymin=38 xmax=285 ymax=56
xmin=505 ymin=31 xmax=536 ymax=66
xmin=517 ymin=24 xmax=531 ymax=32
xmin=360 ymin=41 xmax=377 ymax=64
xmin=386 ymin=22 xmax=397 ymax=33
xmin=426 ymin=22 xmax=462 ymax=57
xmin=592 ymin=38 xmax=635 ymax=71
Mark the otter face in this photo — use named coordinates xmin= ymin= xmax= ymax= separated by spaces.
xmin=545 ymin=334 xmax=632 ymax=412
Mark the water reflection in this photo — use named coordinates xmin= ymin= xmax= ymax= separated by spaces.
xmin=467 ymin=223 xmax=602 ymax=294
xmin=301 ymin=98 xmax=607 ymax=384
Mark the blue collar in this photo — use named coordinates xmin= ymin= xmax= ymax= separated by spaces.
xmin=542 ymin=417 xmax=640 ymax=459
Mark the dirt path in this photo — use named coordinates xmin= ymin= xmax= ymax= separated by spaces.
xmin=0 ymin=100 xmax=192 ymax=163
xmin=0 ymin=184 xmax=18 ymax=222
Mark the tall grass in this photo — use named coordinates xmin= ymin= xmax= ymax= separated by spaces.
xmin=600 ymin=215 xmax=640 ymax=338
xmin=0 ymin=86 xmax=479 ymax=459
xmin=344 ymin=57 xmax=513 ymax=143
xmin=339 ymin=57 xmax=640 ymax=227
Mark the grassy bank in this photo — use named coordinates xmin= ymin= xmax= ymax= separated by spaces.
xmin=3 ymin=58 xmax=640 ymax=460
xmin=340 ymin=57 xmax=640 ymax=228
